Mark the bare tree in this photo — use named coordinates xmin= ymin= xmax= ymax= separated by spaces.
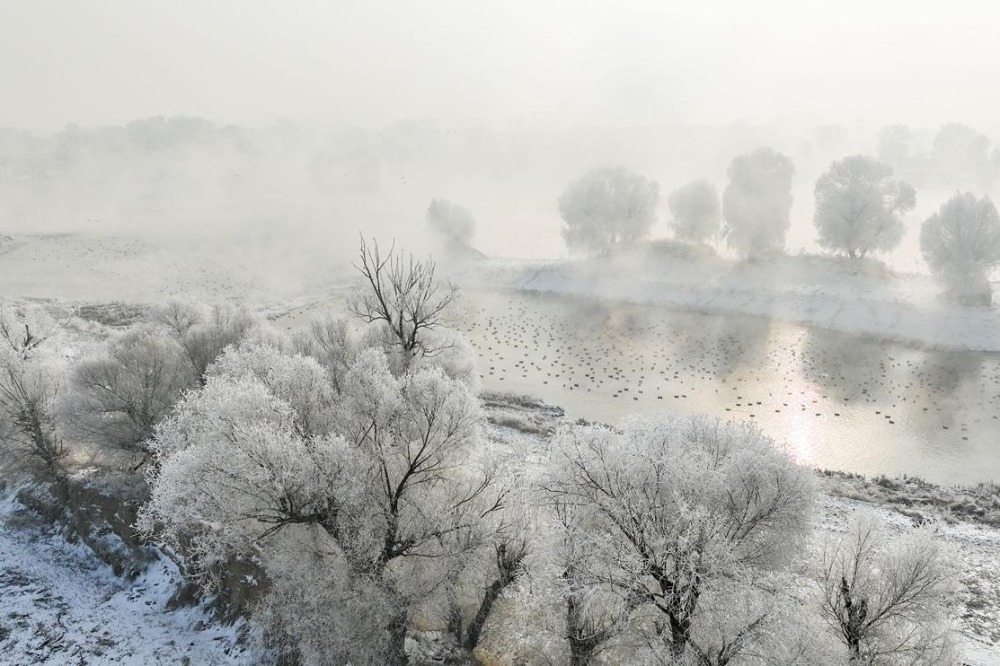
xmin=148 ymin=300 xmax=204 ymax=337
xmin=60 ymin=326 xmax=196 ymax=455
xmin=819 ymin=513 xmax=957 ymax=665
xmin=291 ymin=314 xmax=355 ymax=393
xmin=349 ymin=238 xmax=459 ymax=368
xmin=176 ymin=303 xmax=258 ymax=383
xmin=0 ymin=304 xmax=65 ymax=478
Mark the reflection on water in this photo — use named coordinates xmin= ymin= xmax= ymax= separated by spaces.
xmin=458 ymin=290 xmax=1000 ymax=486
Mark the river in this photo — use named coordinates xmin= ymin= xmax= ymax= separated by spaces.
xmin=455 ymin=289 xmax=1000 ymax=486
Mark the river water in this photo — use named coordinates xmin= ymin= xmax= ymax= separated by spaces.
xmin=456 ymin=290 xmax=1000 ymax=486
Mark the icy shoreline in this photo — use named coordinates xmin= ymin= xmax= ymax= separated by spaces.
xmin=461 ymin=253 xmax=1000 ymax=352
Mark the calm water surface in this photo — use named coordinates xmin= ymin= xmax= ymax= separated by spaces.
xmin=457 ymin=290 xmax=1000 ymax=486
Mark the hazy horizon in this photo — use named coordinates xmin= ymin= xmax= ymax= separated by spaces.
xmin=3 ymin=1 xmax=1000 ymax=133
xmin=3 ymin=1 xmax=1000 ymax=269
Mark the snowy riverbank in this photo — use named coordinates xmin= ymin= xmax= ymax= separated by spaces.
xmin=0 ymin=496 xmax=248 ymax=665
xmin=484 ymin=393 xmax=1000 ymax=665
xmin=461 ymin=250 xmax=1000 ymax=352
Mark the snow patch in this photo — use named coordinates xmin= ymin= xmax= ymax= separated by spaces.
xmin=0 ymin=504 xmax=250 ymax=665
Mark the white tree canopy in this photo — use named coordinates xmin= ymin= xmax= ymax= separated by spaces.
xmin=920 ymin=191 xmax=1000 ymax=302
xmin=558 ymin=166 xmax=659 ymax=255
xmin=140 ymin=343 xmax=503 ymax=664
xmin=541 ymin=414 xmax=815 ymax=662
xmin=722 ymin=148 xmax=795 ymax=259
xmin=813 ymin=155 xmax=916 ymax=259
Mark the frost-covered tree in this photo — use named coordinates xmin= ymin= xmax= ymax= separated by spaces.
xmin=292 ymin=314 xmax=356 ymax=393
xmin=206 ymin=342 xmax=335 ymax=438
xmin=60 ymin=326 xmax=195 ymax=454
xmin=819 ymin=513 xmax=957 ymax=665
xmin=148 ymin=300 xmax=203 ymax=337
xmin=540 ymin=415 xmax=815 ymax=662
xmin=722 ymin=148 xmax=795 ymax=259
xmin=814 ymin=155 xmax=916 ymax=259
xmin=0 ymin=355 xmax=64 ymax=479
xmin=443 ymin=478 xmax=533 ymax=654
xmin=140 ymin=346 xmax=504 ymax=665
xmin=295 ymin=313 xmax=480 ymax=396
xmin=920 ymin=192 xmax=1000 ymax=305
xmin=0 ymin=304 xmax=65 ymax=478
xmin=349 ymin=238 xmax=460 ymax=371
xmin=667 ymin=179 xmax=721 ymax=245
xmin=460 ymin=538 xmax=526 ymax=650
xmin=558 ymin=166 xmax=659 ymax=255
xmin=427 ymin=198 xmax=475 ymax=247
xmin=173 ymin=303 xmax=258 ymax=383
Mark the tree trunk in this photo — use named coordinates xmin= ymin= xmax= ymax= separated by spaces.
xmin=465 ymin=543 xmax=524 ymax=649
xmin=385 ymin=608 xmax=409 ymax=666
xmin=465 ymin=578 xmax=505 ymax=649
xmin=667 ymin=612 xmax=690 ymax=660
xmin=566 ymin=589 xmax=604 ymax=666
xmin=447 ymin=600 xmax=464 ymax=645
xmin=840 ymin=577 xmax=867 ymax=662
xmin=569 ymin=635 xmax=600 ymax=666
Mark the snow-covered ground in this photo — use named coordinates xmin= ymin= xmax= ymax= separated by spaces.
xmin=0 ymin=498 xmax=248 ymax=665
xmin=462 ymin=252 xmax=1000 ymax=352
xmin=0 ymin=233 xmax=346 ymax=305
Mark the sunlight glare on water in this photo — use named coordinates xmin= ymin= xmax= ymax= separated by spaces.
xmin=458 ymin=289 xmax=1000 ymax=486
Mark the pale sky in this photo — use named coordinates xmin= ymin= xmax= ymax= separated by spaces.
xmin=1 ymin=0 xmax=998 ymax=131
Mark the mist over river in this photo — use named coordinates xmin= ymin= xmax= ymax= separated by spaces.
xmin=457 ymin=290 xmax=1000 ymax=486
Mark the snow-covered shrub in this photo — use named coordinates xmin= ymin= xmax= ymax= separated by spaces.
xmin=408 ymin=326 xmax=481 ymax=393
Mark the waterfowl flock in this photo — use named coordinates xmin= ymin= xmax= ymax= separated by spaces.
xmin=458 ymin=290 xmax=1000 ymax=484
